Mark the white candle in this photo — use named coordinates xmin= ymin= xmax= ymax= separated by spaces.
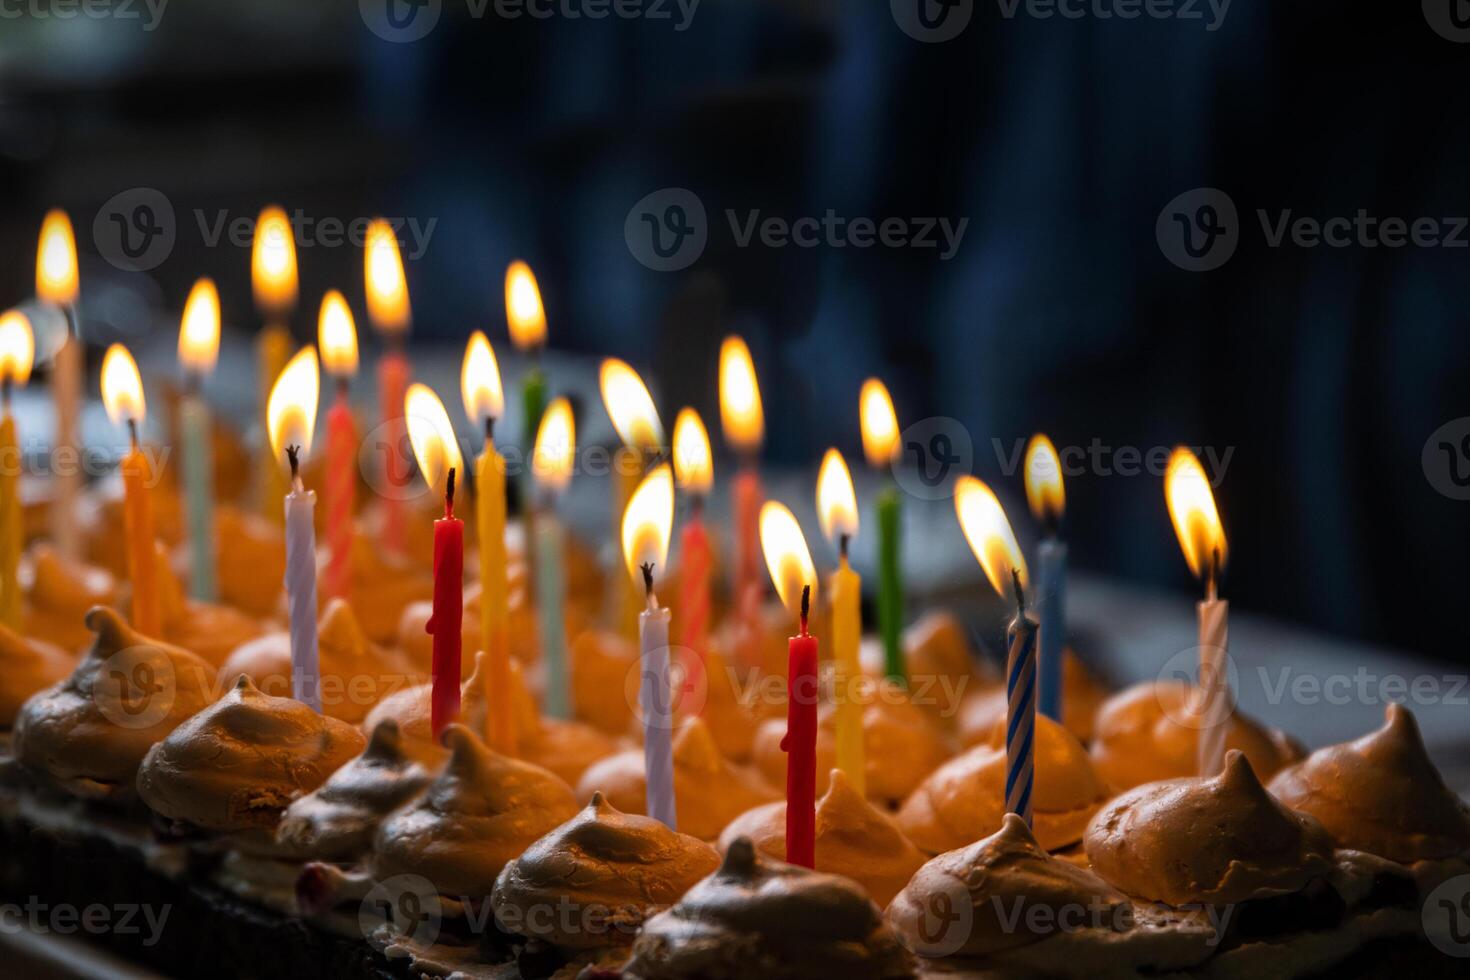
xmin=639 ymin=577 xmax=676 ymax=829
xmin=284 ymin=447 xmax=321 ymax=712
xmin=1196 ymin=593 xmax=1229 ymax=776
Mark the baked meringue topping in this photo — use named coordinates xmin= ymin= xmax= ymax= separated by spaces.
xmin=1086 ymin=750 xmax=1335 ymax=906
xmin=1269 ymin=703 xmax=1470 ymax=865
xmin=0 ymin=622 xmax=73 ymax=729
xmin=371 ymin=724 xmax=578 ymax=898
xmin=13 ymin=606 xmax=216 ymax=799
xmin=136 ymin=674 xmax=366 ymax=831
xmin=492 ymin=791 xmax=720 ymax=950
xmin=276 ymin=720 xmax=433 ymax=860
xmin=719 ymin=768 xmax=925 ymax=906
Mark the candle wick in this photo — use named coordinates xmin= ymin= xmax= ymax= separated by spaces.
xmin=336 ymin=377 xmax=349 ymax=401
xmin=445 ymin=467 xmax=457 ymax=518
xmin=286 ymin=444 xmax=301 ymax=480
xmin=691 ymin=494 xmax=704 ymax=519
xmin=1 ymin=377 xmax=11 ymax=411
xmin=127 ymin=418 xmax=140 ymax=449
xmin=1207 ymin=547 xmax=1221 ymax=602
xmin=1011 ymin=568 xmax=1027 ymax=618
xmin=484 ymin=415 xmax=496 ymax=447
xmin=640 ymin=561 xmax=655 ymax=596
xmin=839 ymin=533 xmax=850 ymax=561
xmin=800 ymin=584 xmax=810 ymax=634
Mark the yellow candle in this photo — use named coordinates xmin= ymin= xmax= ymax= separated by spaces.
xmin=0 ymin=312 xmax=31 ymax=628
xmin=462 ymin=332 xmax=514 ymax=753
xmin=36 ymin=210 xmax=80 ymax=559
xmin=257 ymin=323 xmax=293 ymax=521
xmin=102 ymin=344 xmax=161 ymax=636
xmin=817 ymin=448 xmax=864 ymax=794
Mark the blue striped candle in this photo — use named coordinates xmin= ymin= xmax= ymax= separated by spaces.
xmin=1004 ymin=572 xmax=1040 ymax=826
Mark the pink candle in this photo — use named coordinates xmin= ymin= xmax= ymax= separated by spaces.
xmin=427 ymin=469 xmax=464 ymax=738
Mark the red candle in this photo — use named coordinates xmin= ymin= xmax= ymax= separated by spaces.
xmin=733 ymin=466 xmax=763 ymax=666
xmin=675 ymin=502 xmax=711 ymax=704
xmin=780 ymin=584 xmax=818 ymax=868
xmin=427 ymin=468 xmax=464 ymax=738
xmin=379 ymin=347 xmax=410 ymax=552
xmin=324 ymin=386 xmax=356 ymax=600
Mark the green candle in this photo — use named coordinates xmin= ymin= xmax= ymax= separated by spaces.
xmin=861 ymin=378 xmax=905 ymax=686
xmin=877 ymin=485 xmax=904 ymax=684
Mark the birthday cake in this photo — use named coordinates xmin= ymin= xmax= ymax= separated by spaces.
xmin=0 ymin=251 xmax=1463 ymax=980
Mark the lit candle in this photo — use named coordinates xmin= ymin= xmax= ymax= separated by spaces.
xmin=365 ymin=220 xmax=412 ymax=553
xmin=178 ymin=279 xmax=221 ymax=602
xmin=101 ymin=345 xmax=161 ymax=637
xmin=1165 ymin=446 xmax=1230 ymax=777
xmin=318 ymin=291 xmax=360 ymax=602
xmin=36 ymin=210 xmax=81 ymax=558
xmin=622 ymin=463 xmax=676 ymax=829
xmin=860 ymin=378 xmax=905 ymax=685
xmin=461 ymin=331 xmax=515 ymax=749
xmin=759 ymin=500 xmax=819 ymax=868
xmin=268 ymin=347 xmax=322 ymax=710
xmin=718 ymin=336 xmax=765 ymax=669
xmin=955 ymin=477 xmax=1036 ymax=826
xmin=532 ymin=397 xmax=575 ymax=720
xmin=816 ymin=448 xmax=864 ymax=795
xmin=671 ymin=408 xmax=714 ymax=707
xmin=1024 ymin=434 xmax=1067 ymax=721
xmin=0 ymin=311 xmax=35 ymax=628
xmin=505 ymin=261 xmax=548 ymax=451
xmin=599 ymin=358 xmax=664 ymax=635
xmin=405 ymin=384 xmax=466 ymax=739
xmin=253 ymin=206 xmax=299 ymax=525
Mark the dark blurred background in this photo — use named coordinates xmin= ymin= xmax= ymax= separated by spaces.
xmin=1 ymin=0 xmax=1467 ymax=660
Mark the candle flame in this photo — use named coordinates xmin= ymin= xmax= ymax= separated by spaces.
xmin=1024 ymin=433 xmax=1065 ymax=526
xmin=504 ymin=260 xmax=546 ymax=351
xmin=599 ymin=358 xmax=664 ymax=452
xmin=405 ymin=383 xmax=463 ymax=493
xmin=317 ymin=290 xmax=359 ymax=378
xmin=364 ymin=219 xmax=411 ymax=335
xmin=954 ymin=475 xmax=1028 ymax=599
xmin=177 ymin=278 xmax=221 ymax=375
xmin=0 ymin=311 xmax=35 ymax=387
xmin=100 ymin=344 xmax=145 ymax=429
xmin=719 ymin=336 xmax=764 ymax=452
xmin=621 ymin=462 xmax=673 ymax=589
xmin=759 ymin=500 xmax=817 ymax=621
xmin=859 ymin=378 xmax=900 ymax=468
xmin=251 ymin=206 xmax=298 ymax=314
xmin=1165 ymin=446 xmax=1227 ymax=580
xmin=460 ymin=330 xmax=505 ymax=429
xmin=267 ymin=346 xmax=320 ymax=468
xmin=671 ymin=407 xmax=712 ymax=494
xmin=816 ymin=448 xmax=858 ymax=546
xmin=533 ymin=396 xmax=575 ymax=493
xmin=36 ymin=210 xmax=79 ymax=305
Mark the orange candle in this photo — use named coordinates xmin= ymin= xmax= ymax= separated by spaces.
xmin=718 ymin=336 xmax=765 ymax=668
xmin=672 ymin=408 xmax=714 ymax=703
xmin=102 ymin=344 xmax=161 ymax=636
xmin=365 ymin=219 xmax=412 ymax=553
